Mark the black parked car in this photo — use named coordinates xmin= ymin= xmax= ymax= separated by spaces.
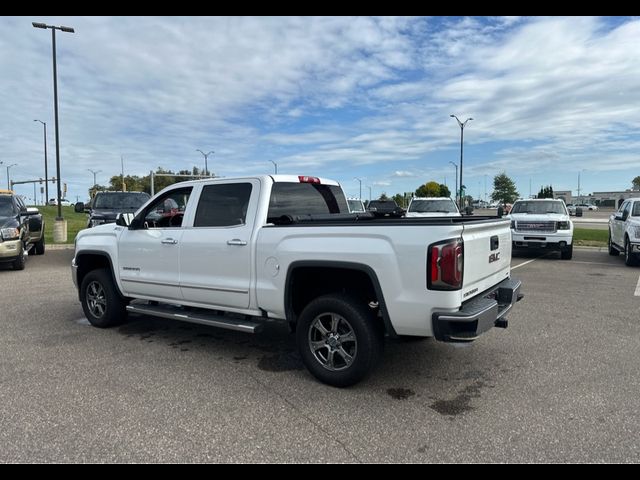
xmin=75 ymin=191 xmax=150 ymax=228
xmin=367 ymin=199 xmax=405 ymax=218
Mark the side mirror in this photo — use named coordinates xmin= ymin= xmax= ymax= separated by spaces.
xmin=74 ymin=202 xmax=84 ymax=213
xmin=576 ymin=207 xmax=583 ymax=217
xmin=115 ymin=212 xmax=135 ymax=227
xmin=497 ymin=206 xmax=504 ymax=217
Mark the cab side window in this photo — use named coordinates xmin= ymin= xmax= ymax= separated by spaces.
xmin=194 ymin=183 xmax=253 ymax=227
xmin=143 ymin=187 xmax=192 ymax=228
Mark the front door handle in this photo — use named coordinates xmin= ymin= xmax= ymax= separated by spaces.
xmin=227 ymin=239 xmax=247 ymax=246
xmin=161 ymin=238 xmax=178 ymax=245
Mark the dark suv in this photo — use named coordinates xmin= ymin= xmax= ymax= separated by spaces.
xmin=0 ymin=190 xmax=45 ymax=270
xmin=75 ymin=191 xmax=150 ymax=228
xmin=367 ymin=199 xmax=405 ymax=218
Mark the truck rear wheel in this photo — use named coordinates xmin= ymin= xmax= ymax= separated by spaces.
xmin=34 ymin=236 xmax=45 ymax=255
xmin=296 ymin=294 xmax=383 ymax=387
xmin=80 ymin=268 xmax=127 ymax=327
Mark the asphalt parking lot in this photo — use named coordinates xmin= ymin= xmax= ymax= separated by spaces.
xmin=1 ymin=248 xmax=639 ymax=463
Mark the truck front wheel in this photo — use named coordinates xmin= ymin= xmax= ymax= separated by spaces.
xmin=296 ymin=294 xmax=383 ymax=388
xmin=80 ymin=268 xmax=127 ymax=327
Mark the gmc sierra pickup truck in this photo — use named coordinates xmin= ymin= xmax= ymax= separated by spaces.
xmin=72 ymin=175 xmax=523 ymax=387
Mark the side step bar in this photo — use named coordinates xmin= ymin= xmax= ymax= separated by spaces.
xmin=126 ymin=303 xmax=263 ymax=334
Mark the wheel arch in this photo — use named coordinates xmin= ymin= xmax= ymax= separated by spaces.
xmin=75 ymin=251 xmax=124 ymax=300
xmin=284 ymin=260 xmax=397 ymax=337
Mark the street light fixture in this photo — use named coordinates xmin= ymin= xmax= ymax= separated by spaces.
xmin=7 ymin=164 xmax=17 ymax=190
xmin=450 ymin=114 xmax=473 ymax=208
xmin=196 ymin=149 xmax=214 ymax=176
xmin=88 ymin=169 xmax=101 ymax=187
xmin=32 ymin=21 xmax=75 ymax=223
xmin=448 ymin=161 xmax=458 ymax=206
xmin=354 ymin=177 xmax=362 ymax=201
xmin=270 ymin=160 xmax=278 ymax=174
xmin=34 ymin=119 xmax=49 ymax=203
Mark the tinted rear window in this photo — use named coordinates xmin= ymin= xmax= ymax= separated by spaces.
xmin=93 ymin=192 xmax=150 ymax=209
xmin=268 ymin=183 xmax=348 ymax=220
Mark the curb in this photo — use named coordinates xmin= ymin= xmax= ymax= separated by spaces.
xmin=47 ymin=244 xmax=75 ymax=250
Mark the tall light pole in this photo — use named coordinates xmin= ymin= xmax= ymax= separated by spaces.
xmin=32 ymin=21 xmax=75 ymax=224
xmin=448 ymin=161 xmax=458 ymax=205
xmin=577 ymin=169 xmax=586 ymax=204
xmin=7 ymin=164 xmax=17 ymax=190
xmin=354 ymin=177 xmax=362 ymax=201
xmin=450 ymin=114 xmax=473 ymax=208
xmin=270 ymin=160 xmax=278 ymax=174
xmin=88 ymin=169 xmax=101 ymax=187
xmin=34 ymin=119 xmax=49 ymax=203
xmin=367 ymin=185 xmax=372 ymax=203
xmin=196 ymin=149 xmax=214 ymax=176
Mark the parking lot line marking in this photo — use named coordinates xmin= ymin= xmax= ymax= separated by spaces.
xmin=635 ymin=275 xmax=640 ymax=297
xmin=511 ymin=258 xmax=539 ymax=270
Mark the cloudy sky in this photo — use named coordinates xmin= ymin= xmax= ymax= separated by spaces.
xmin=1 ymin=16 xmax=639 ymax=203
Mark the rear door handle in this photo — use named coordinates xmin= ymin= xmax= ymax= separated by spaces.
xmin=161 ymin=238 xmax=178 ymax=245
xmin=227 ymin=239 xmax=247 ymax=246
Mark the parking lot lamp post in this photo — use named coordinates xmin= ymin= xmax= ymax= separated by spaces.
xmin=32 ymin=21 xmax=75 ymax=224
xmin=7 ymin=164 xmax=17 ymax=190
xmin=367 ymin=185 xmax=372 ymax=203
xmin=450 ymin=115 xmax=473 ymax=209
xmin=196 ymin=149 xmax=214 ymax=177
xmin=34 ymin=120 xmax=49 ymax=203
xmin=88 ymin=169 xmax=101 ymax=188
xmin=448 ymin=161 xmax=458 ymax=206
xmin=354 ymin=177 xmax=362 ymax=201
xmin=270 ymin=160 xmax=278 ymax=174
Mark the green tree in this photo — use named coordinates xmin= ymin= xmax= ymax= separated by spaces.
xmin=439 ymin=184 xmax=451 ymax=198
xmin=537 ymin=185 xmax=555 ymax=199
xmin=415 ymin=181 xmax=442 ymax=197
xmin=632 ymin=176 xmax=640 ymax=191
xmin=392 ymin=193 xmax=405 ymax=208
xmin=491 ymin=172 xmax=519 ymax=204
xmin=379 ymin=192 xmax=389 ymax=201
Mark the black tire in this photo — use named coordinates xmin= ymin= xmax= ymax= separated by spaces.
xmin=80 ymin=268 xmax=127 ymax=327
xmin=12 ymin=244 xmax=25 ymax=270
xmin=296 ymin=293 xmax=383 ymax=388
xmin=624 ymin=237 xmax=639 ymax=266
xmin=608 ymin=232 xmax=619 ymax=256
xmin=34 ymin=236 xmax=45 ymax=255
xmin=560 ymin=244 xmax=573 ymax=260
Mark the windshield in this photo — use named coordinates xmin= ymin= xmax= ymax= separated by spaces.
xmin=409 ymin=199 xmax=457 ymax=213
xmin=93 ymin=192 xmax=150 ymax=209
xmin=511 ymin=201 xmax=566 ymax=214
xmin=0 ymin=197 xmax=14 ymax=216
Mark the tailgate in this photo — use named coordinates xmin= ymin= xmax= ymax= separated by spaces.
xmin=461 ymin=219 xmax=512 ymax=299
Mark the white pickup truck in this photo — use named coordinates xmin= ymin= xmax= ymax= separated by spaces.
xmin=72 ymin=175 xmax=523 ymax=387
xmin=608 ymin=198 xmax=640 ymax=266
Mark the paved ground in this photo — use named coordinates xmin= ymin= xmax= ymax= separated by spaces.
xmin=1 ymin=249 xmax=638 ymax=463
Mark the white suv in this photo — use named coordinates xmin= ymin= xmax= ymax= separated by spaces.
xmin=509 ymin=199 xmax=574 ymax=259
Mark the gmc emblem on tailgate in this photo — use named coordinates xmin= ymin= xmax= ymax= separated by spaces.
xmin=489 ymin=252 xmax=500 ymax=263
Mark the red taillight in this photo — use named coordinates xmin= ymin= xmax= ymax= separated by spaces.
xmin=298 ymin=175 xmax=321 ymax=184
xmin=427 ymin=238 xmax=463 ymax=290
